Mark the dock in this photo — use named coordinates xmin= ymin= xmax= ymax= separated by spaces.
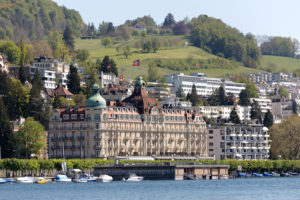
xmin=93 ymin=163 xmax=229 ymax=180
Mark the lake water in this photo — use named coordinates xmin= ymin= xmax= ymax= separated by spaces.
xmin=1 ymin=178 xmax=300 ymax=200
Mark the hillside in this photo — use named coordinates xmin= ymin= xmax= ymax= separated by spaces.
xmin=75 ymin=36 xmax=263 ymax=79
xmin=261 ymin=55 xmax=300 ymax=72
xmin=0 ymin=0 xmax=86 ymax=41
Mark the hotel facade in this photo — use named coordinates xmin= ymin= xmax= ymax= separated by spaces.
xmin=48 ymin=77 xmax=209 ymax=159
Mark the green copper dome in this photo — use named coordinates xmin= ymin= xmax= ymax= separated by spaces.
xmin=85 ymin=83 xmax=106 ymax=108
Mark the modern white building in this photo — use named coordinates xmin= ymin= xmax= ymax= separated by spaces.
xmin=99 ymin=71 xmax=116 ymax=88
xmin=207 ymin=124 xmax=270 ymax=160
xmin=250 ymin=98 xmax=272 ymax=113
xmin=199 ymin=106 xmax=251 ymax=121
xmin=39 ymin=69 xmax=56 ymax=90
xmin=166 ymin=73 xmax=245 ymax=97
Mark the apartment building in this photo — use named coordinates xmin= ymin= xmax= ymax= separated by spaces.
xmin=166 ymin=73 xmax=245 ymax=97
xmin=207 ymin=124 xmax=270 ymax=160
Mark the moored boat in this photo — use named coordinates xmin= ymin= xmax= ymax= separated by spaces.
xmin=237 ymin=172 xmax=251 ymax=178
xmin=0 ymin=178 xmax=6 ymax=184
xmin=73 ymin=178 xmax=88 ymax=183
xmin=4 ymin=178 xmax=16 ymax=183
xmin=252 ymin=173 xmax=263 ymax=177
xmin=123 ymin=174 xmax=143 ymax=182
xmin=16 ymin=177 xmax=34 ymax=184
xmin=97 ymin=174 xmax=113 ymax=182
xmin=55 ymin=174 xmax=71 ymax=182
xmin=36 ymin=177 xmax=48 ymax=184
xmin=263 ymin=172 xmax=275 ymax=177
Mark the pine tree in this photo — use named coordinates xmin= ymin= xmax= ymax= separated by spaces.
xmin=218 ymin=86 xmax=226 ymax=105
xmin=67 ymin=64 xmax=81 ymax=94
xmin=163 ymin=13 xmax=176 ymax=27
xmin=99 ymin=56 xmax=118 ymax=76
xmin=230 ymin=107 xmax=241 ymax=124
xmin=250 ymin=100 xmax=262 ymax=120
xmin=176 ymin=85 xmax=185 ymax=100
xmin=239 ymin=89 xmax=250 ymax=106
xmin=263 ymin=110 xmax=274 ymax=128
xmin=0 ymin=97 xmax=15 ymax=158
xmin=63 ymin=25 xmax=74 ymax=50
xmin=188 ymin=84 xmax=199 ymax=106
xmin=292 ymin=100 xmax=298 ymax=114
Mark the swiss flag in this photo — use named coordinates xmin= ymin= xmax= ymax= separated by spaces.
xmin=132 ymin=60 xmax=140 ymax=66
xmin=107 ymin=64 xmax=111 ymax=69
xmin=195 ymin=63 xmax=199 ymax=67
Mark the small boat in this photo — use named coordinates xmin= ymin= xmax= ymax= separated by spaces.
xmin=271 ymin=172 xmax=280 ymax=177
xmin=73 ymin=178 xmax=88 ymax=183
xmin=81 ymin=174 xmax=97 ymax=182
xmin=97 ymin=174 xmax=113 ymax=183
xmin=263 ymin=172 xmax=275 ymax=177
xmin=252 ymin=173 xmax=263 ymax=177
xmin=280 ymin=172 xmax=292 ymax=177
xmin=36 ymin=178 xmax=48 ymax=184
xmin=288 ymin=172 xmax=299 ymax=176
xmin=123 ymin=174 xmax=143 ymax=182
xmin=16 ymin=177 xmax=34 ymax=184
xmin=55 ymin=174 xmax=72 ymax=182
xmin=237 ymin=172 xmax=251 ymax=178
xmin=4 ymin=178 xmax=16 ymax=183
xmin=0 ymin=178 xmax=6 ymax=184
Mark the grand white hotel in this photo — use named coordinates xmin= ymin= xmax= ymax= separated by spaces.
xmin=48 ymin=77 xmax=209 ymax=159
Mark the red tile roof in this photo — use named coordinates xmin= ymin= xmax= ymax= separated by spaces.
xmin=53 ymin=85 xmax=73 ymax=97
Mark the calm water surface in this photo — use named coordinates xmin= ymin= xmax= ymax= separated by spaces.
xmin=0 ymin=178 xmax=300 ymax=200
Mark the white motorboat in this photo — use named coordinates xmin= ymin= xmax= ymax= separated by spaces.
xmin=97 ymin=174 xmax=113 ymax=183
xmin=72 ymin=178 xmax=88 ymax=183
xmin=16 ymin=177 xmax=34 ymax=184
xmin=55 ymin=174 xmax=72 ymax=182
xmin=123 ymin=174 xmax=143 ymax=182
xmin=0 ymin=178 xmax=6 ymax=184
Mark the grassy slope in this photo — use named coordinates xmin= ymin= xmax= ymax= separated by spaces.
xmin=261 ymin=55 xmax=300 ymax=72
xmin=75 ymin=37 xmax=263 ymax=79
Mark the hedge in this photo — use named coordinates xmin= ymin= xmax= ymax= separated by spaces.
xmin=1 ymin=159 xmax=300 ymax=172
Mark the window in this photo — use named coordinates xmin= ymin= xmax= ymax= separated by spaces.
xmin=94 ymin=114 xmax=100 ymax=121
xmin=80 ymin=114 xmax=84 ymax=120
xmin=209 ymin=130 xmax=214 ymax=134
xmin=63 ymin=114 xmax=69 ymax=120
xmin=71 ymin=114 xmax=77 ymax=120
xmin=209 ymin=136 xmax=213 ymax=139
xmin=209 ymin=149 xmax=213 ymax=152
xmin=95 ymin=123 xmax=99 ymax=129
xmin=209 ymin=142 xmax=213 ymax=146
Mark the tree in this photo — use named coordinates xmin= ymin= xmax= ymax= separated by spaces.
xmin=52 ymin=96 xmax=75 ymax=108
xmin=99 ymin=56 xmax=118 ymax=76
xmin=84 ymin=60 xmax=101 ymax=97
xmin=76 ymin=49 xmax=90 ymax=63
xmin=176 ymin=85 xmax=185 ymax=100
xmin=16 ymin=117 xmax=46 ymax=158
xmin=19 ymin=38 xmax=26 ymax=67
xmin=151 ymin=38 xmax=161 ymax=52
xmin=172 ymin=21 xmax=187 ymax=35
xmin=263 ymin=110 xmax=273 ymax=128
xmin=261 ymin=37 xmax=297 ymax=57
xmin=250 ymin=100 xmax=262 ymax=120
xmin=63 ymin=25 xmax=74 ymax=50
xmin=292 ymin=100 xmax=298 ymax=114
xmin=0 ymin=41 xmax=21 ymax=64
xmin=230 ymin=107 xmax=241 ymax=124
xmin=217 ymin=86 xmax=226 ymax=105
xmin=147 ymin=63 xmax=159 ymax=82
xmin=0 ymin=97 xmax=15 ymax=158
xmin=188 ymin=84 xmax=200 ymax=106
xmin=239 ymin=89 xmax=250 ymax=106
xmin=123 ymin=45 xmax=131 ymax=59
xmin=101 ymin=37 xmax=112 ymax=48
xmin=6 ymin=79 xmax=29 ymax=120
xmin=18 ymin=66 xmax=27 ymax=85
xmin=269 ymin=115 xmax=300 ymax=159
xmin=163 ymin=13 xmax=176 ymax=27
xmin=72 ymin=93 xmax=86 ymax=106
xmin=245 ymin=82 xmax=258 ymax=98
xmin=278 ymin=86 xmax=289 ymax=98
xmin=67 ymin=64 xmax=81 ymax=94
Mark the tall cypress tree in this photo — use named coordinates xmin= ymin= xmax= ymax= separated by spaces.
xmin=250 ymin=100 xmax=262 ymax=120
xmin=239 ymin=89 xmax=250 ymax=106
xmin=63 ymin=25 xmax=74 ymax=50
xmin=263 ymin=110 xmax=274 ymax=128
xmin=67 ymin=64 xmax=81 ymax=94
xmin=19 ymin=38 xmax=27 ymax=84
xmin=0 ymin=97 xmax=15 ymax=158
xmin=188 ymin=84 xmax=199 ymax=106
